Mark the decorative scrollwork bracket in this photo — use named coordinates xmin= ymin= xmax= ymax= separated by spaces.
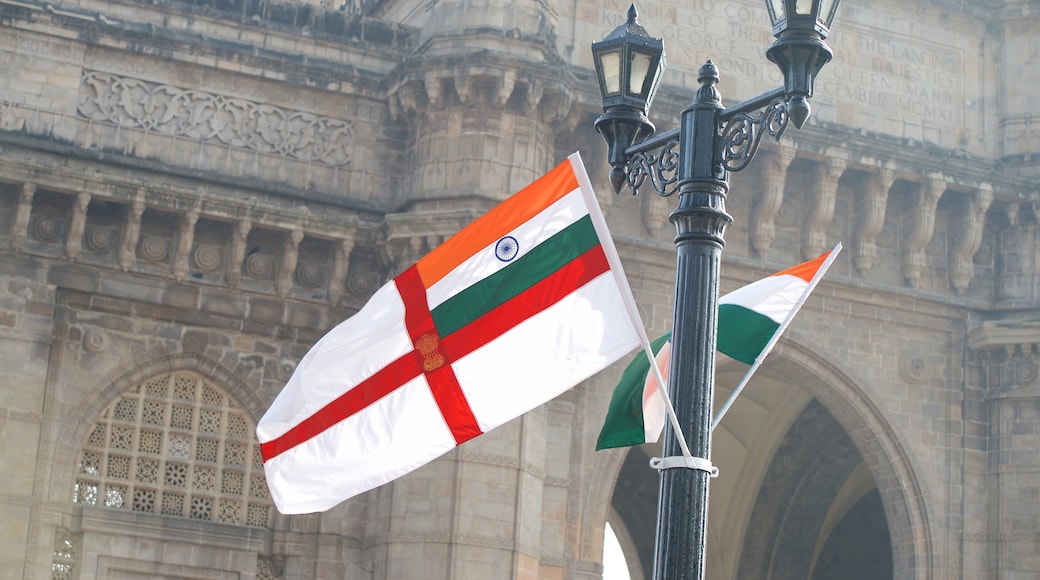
xmin=719 ymin=93 xmax=790 ymax=172
xmin=616 ymin=85 xmax=794 ymax=197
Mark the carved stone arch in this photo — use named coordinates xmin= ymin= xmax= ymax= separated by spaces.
xmin=49 ymin=351 xmax=266 ymax=505
xmin=732 ymin=338 xmax=937 ymax=580
xmin=598 ymin=336 xmax=936 ymax=580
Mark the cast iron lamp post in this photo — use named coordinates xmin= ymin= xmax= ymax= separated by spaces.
xmin=592 ymin=2 xmax=839 ymax=579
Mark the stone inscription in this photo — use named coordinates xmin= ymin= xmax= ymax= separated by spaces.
xmin=595 ymin=0 xmax=965 ymax=129
xmin=818 ymin=28 xmax=962 ymax=126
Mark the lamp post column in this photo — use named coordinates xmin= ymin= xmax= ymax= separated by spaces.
xmin=653 ymin=61 xmax=731 ymax=580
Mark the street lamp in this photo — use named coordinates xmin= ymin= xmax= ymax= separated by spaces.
xmin=592 ymin=2 xmax=839 ymax=580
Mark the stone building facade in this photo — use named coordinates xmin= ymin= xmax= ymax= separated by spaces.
xmin=0 ymin=0 xmax=1037 ymax=578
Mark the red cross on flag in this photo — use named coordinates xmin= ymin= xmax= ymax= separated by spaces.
xmin=257 ymin=153 xmax=644 ymax=514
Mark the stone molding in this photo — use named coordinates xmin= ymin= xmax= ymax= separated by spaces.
xmin=387 ymin=58 xmax=576 ymax=124
xmin=0 ymin=406 xmax=44 ymax=423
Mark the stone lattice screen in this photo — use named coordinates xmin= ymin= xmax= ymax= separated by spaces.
xmin=72 ymin=372 xmax=272 ymax=528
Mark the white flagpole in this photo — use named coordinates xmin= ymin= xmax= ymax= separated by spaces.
xmin=569 ymin=152 xmax=694 ymax=462
xmin=711 ymin=242 xmax=843 ymax=431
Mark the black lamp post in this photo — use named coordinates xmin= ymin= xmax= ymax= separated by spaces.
xmin=592 ymin=2 xmax=839 ymax=579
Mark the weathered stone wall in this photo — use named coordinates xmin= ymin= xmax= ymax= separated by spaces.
xmin=0 ymin=0 xmax=1036 ymax=579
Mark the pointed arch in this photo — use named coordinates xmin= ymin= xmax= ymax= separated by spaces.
xmin=723 ymin=338 xmax=936 ymax=580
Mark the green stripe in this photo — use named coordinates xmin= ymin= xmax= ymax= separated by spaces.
xmin=596 ymin=333 xmax=671 ymax=450
xmin=717 ymin=304 xmax=779 ymax=365
xmin=430 ymin=215 xmax=599 ymax=337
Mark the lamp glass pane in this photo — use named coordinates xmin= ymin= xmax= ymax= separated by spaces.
xmin=599 ymin=50 xmax=622 ymax=95
xmin=819 ymin=0 xmax=838 ymax=25
xmin=629 ymin=51 xmax=652 ymax=96
xmin=795 ymin=0 xmax=814 ymax=15
xmin=767 ymin=0 xmax=786 ymax=23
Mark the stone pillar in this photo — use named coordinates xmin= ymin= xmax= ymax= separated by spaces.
xmin=969 ymin=323 xmax=1040 ymax=579
xmin=368 ymin=1 xmax=584 ymax=577
xmin=65 ymin=192 xmax=91 ymax=261
xmin=387 ymin=0 xmax=573 ymax=210
xmin=227 ymin=220 xmax=252 ymax=289
xmin=119 ymin=189 xmax=146 ymax=272
xmin=12 ymin=182 xmax=36 ymax=252
xmin=327 ymin=238 xmax=355 ymax=306
xmin=277 ymin=229 xmax=304 ymax=297
xmin=173 ymin=210 xmax=199 ymax=281
xmin=997 ymin=1 xmax=1040 ymax=178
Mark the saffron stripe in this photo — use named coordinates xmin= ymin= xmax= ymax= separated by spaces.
xmin=430 ymin=216 xmax=599 ymax=337
xmin=395 ymin=266 xmax=482 ymax=445
xmin=441 ymin=245 xmax=611 ymax=362
xmin=415 ymin=162 xmax=579 ymax=289
xmin=259 ymin=353 xmax=421 ymax=461
xmin=775 ymin=249 xmax=830 ymax=283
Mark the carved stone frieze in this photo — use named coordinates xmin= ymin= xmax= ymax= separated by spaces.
xmin=77 ymin=71 xmax=354 ymax=167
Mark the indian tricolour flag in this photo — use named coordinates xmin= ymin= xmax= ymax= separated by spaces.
xmin=596 ymin=244 xmax=841 ymax=450
xmin=258 ymin=153 xmax=645 ymax=514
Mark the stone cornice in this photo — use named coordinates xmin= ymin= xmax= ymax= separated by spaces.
xmin=79 ymin=505 xmax=269 ymax=550
xmin=0 ymin=132 xmax=390 ymax=221
xmin=968 ymin=320 xmax=1040 ymax=353
xmin=791 ymin=120 xmax=1038 ymax=201
xmin=0 ymin=0 xmax=415 ymax=95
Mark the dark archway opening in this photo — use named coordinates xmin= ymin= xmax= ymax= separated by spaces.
xmin=811 ymin=490 xmax=892 ymax=580
xmin=738 ymin=400 xmax=893 ymax=580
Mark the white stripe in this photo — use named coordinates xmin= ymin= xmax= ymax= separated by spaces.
xmin=425 ymin=188 xmax=589 ymax=309
xmin=262 ymin=375 xmax=457 ymax=514
xmin=718 ymin=273 xmax=809 ymax=324
xmin=452 ymin=273 xmax=641 ymax=432
xmin=256 ymin=280 xmax=412 ymax=443
xmin=641 ymin=341 xmax=669 ymax=444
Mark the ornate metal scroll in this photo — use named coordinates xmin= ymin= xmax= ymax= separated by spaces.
xmin=627 ymin=138 xmax=681 ymax=197
xmin=720 ymin=96 xmax=789 ymax=172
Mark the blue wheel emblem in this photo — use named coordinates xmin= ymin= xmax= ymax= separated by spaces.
xmin=495 ymin=236 xmax=519 ymax=262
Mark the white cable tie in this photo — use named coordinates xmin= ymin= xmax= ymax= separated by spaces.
xmin=650 ymin=456 xmax=719 ymax=477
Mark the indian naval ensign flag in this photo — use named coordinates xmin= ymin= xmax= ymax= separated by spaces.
xmin=258 ymin=153 xmax=644 ymax=514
